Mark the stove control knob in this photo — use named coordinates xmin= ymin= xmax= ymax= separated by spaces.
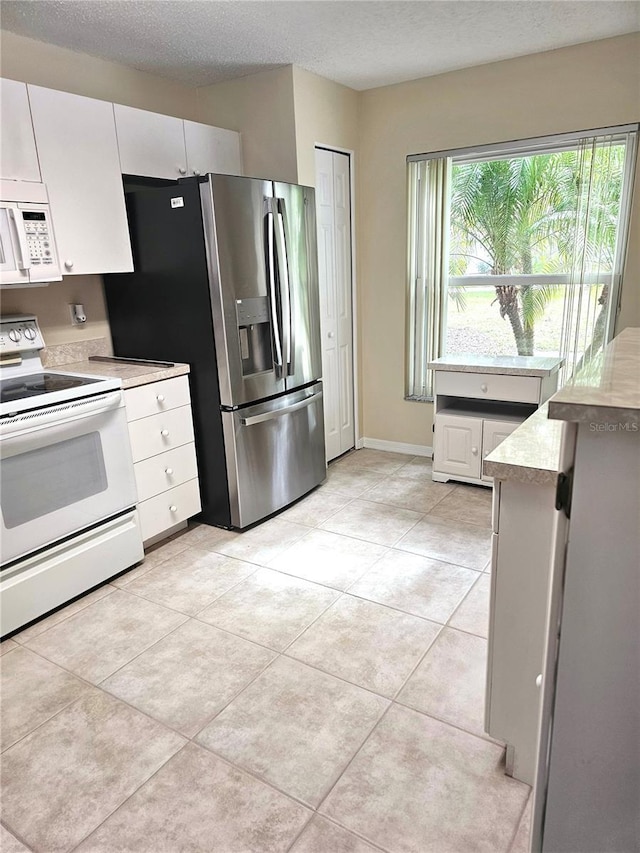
xmin=23 ymin=326 xmax=37 ymax=341
xmin=8 ymin=328 xmax=22 ymax=343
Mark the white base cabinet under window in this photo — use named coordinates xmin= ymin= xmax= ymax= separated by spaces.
xmin=429 ymin=356 xmax=563 ymax=486
xmin=124 ymin=374 xmax=201 ymax=544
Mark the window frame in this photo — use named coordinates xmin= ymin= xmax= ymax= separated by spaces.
xmin=406 ymin=124 xmax=639 ymax=400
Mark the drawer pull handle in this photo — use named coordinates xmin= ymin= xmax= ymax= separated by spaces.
xmin=169 ymin=505 xmax=177 ymax=512
xmin=157 ymin=394 xmax=165 ymax=402
xmin=161 ymin=429 xmax=170 ymax=437
xmin=165 ymin=467 xmax=174 ymax=475
xmin=480 ymin=383 xmax=488 ymax=392
xmin=471 ymin=446 xmax=479 ymax=456
xmin=536 ymin=674 xmax=543 ymax=688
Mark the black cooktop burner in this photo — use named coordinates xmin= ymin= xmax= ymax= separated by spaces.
xmin=0 ymin=372 xmax=101 ymax=403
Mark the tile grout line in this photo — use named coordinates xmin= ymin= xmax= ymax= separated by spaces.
xmin=506 ymin=791 xmax=532 ymax=853
xmin=0 ymin=818 xmax=36 ymax=852
xmin=6 ymin=454 xmax=514 ymax=851
xmin=66 ymin=740 xmax=193 ymax=853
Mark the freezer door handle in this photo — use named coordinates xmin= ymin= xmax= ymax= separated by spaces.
xmin=274 ymin=200 xmax=293 ymax=376
xmin=240 ymin=389 xmax=323 ymax=426
xmin=265 ymin=209 xmax=283 ymax=372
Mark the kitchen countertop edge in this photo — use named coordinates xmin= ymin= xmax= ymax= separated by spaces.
xmin=483 ymin=403 xmax=563 ymax=486
xmin=56 ymin=359 xmax=190 ymax=389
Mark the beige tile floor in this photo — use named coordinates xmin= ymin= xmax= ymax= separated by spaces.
xmin=0 ymin=449 xmax=531 ymax=853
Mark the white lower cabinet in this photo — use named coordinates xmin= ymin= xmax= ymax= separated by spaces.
xmin=137 ymin=479 xmax=201 ymax=544
xmin=433 ymin=413 xmax=482 ymax=479
xmin=430 ymin=363 xmax=561 ymax=486
xmin=133 ymin=443 xmax=199 ymax=503
xmin=124 ymin=375 xmax=201 ymax=545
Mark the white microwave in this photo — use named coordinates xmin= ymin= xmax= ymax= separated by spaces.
xmin=0 ymin=181 xmax=62 ymax=287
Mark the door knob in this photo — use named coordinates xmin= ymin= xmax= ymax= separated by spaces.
xmin=471 ymin=446 xmax=479 ymax=455
xmin=327 ymin=331 xmax=335 ymax=338
xmin=161 ymin=429 xmax=170 ymax=437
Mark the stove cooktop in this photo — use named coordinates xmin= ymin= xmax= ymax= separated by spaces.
xmin=0 ymin=372 xmax=103 ymax=404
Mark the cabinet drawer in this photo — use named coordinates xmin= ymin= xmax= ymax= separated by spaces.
xmin=435 ymin=371 xmax=541 ymax=404
xmin=128 ymin=406 xmax=195 ymax=463
xmin=138 ymin=479 xmax=201 ymax=543
xmin=125 ymin=376 xmax=191 ymax=422
xmin=134 ymin=443 xmax=199 ymax=502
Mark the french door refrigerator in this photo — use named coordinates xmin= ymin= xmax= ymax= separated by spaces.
xmin=104 ymin=174 xmax=326 ymax=529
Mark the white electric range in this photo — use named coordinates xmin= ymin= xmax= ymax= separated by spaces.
xmin=0 ymin=314 xmax=143 ymax=636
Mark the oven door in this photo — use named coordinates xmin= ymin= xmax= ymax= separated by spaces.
xmin=0 ymin=391 xmax=138 ymax=566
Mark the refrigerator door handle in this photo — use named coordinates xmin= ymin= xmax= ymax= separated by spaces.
xmin=240 ymin=389 xmax=323 ymax=426
xmin=274 ymin=200 xmax=293 ymax=376
xmin=265 ymin=209 xmax=283 ymax=372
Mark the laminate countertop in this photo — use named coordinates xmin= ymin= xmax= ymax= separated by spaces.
xmin=429 ymin=354 xmax=563 ymax=377
xmin=483 ymin=403 xmax=564 ymax=486
xmin=547 ymin=327 xmax=640 ymax=426
xmin=57 ymin=358 xmax=190 ymax=390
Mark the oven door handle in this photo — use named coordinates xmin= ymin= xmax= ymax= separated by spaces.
xmin=0 ymin=392 xmax=123 ymax=439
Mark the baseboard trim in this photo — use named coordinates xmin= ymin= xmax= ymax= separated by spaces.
xmin=362 ymin=437 xmax=433 ymax=458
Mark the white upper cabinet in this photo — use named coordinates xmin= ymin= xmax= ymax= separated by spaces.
xmin=28 ymin=85 xmax=133 ymax=275
xmin=114 ymin=104 xmax=188 ymax=180
xmin=183 ymin=120 xmax=242 ymax=176
xmin=0 ymin=79 xmax=41 ymax=182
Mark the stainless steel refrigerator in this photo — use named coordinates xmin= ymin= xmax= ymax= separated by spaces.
xmin=104 ymin=174 xmax=326 ymax=529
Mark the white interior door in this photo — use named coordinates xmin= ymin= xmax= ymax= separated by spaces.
xmin=315 ymin=147 xmax=354 ymax=461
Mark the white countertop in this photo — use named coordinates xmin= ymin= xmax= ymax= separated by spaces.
xmin=429 ymin=354 xmax=563 ymax=377
xmin=483 ymin=403 xmax=564 ymax=486
xmin=548 ymin=327 xmax=640 ymax=426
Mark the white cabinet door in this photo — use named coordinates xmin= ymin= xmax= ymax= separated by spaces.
xmin=434 ymin=413 xmax=482 ymax=479
xmin=114 ymin=104 xmax=187 ymax=180
xmin=0 ymin=79 xmax=41 ymax=182
xmin=482 ymin=418 xmax=520 ymax=481
xmin=28 ymin=85 xmax=133 ymax=275
xmin=184 ymin=120 xmax=242 ymax=176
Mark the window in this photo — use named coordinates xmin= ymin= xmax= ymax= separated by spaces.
xmin=406 ymin=126 xmax=638 ymax=399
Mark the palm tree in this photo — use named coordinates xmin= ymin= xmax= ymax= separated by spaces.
xmin=450 ymin=154 xmax=577 ymax=356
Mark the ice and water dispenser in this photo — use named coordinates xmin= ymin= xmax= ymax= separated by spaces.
xmin=236 ymin=298 xmax=273 ymax=375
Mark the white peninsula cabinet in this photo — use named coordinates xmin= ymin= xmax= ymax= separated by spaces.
xmin=483 ymin=405 xmax=572 ymax=788
xmin=0 ymin=79 xmax=41 ymax=182
xmin=27 ymin=85 xmax=133 ymax=275
xmin=429 ymin=355 xmax=563 ymax=485
xmin=124 ymin=374 xmax=201 ymax=545
xmin=115 ymin=105 xmax=243 ymax=180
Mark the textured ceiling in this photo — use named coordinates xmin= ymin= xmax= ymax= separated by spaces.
xmin=2 ymin=0 xmax=639 ymax=91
